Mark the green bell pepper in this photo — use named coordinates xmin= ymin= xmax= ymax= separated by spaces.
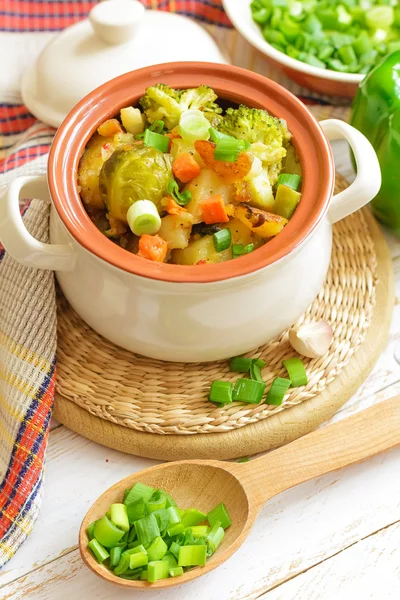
xmin=351 ymin=51 xmax=400 ymax=232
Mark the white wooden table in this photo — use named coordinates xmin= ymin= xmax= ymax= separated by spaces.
xmin=1 ymin=143 xmax=399 ymax=599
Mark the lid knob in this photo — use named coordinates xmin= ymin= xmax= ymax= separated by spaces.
xmin=89 ymin=0 xmax=145 ymax=45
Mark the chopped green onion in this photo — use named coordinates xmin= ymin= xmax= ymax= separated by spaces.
xmin=190 ymin=525 xmax=210 ymax=538
xmin=213 ymin=228 xmax=231 ymax=252
xmin=169 ymin=566 xmax=184 ymax=577
xmin=180 ymin=509 xmax=208 ymax=528
xmin=110 ymin=545 xmax=123 ymax=568
xmin=94 ymin=515 xmax=125 ymax=548
xmin=110 ymin=503 xmax=130 ymax=532
xmin=127 ymin=200 xmax=161 ymax=236
xmin=207 ymin=520 xmax=225 ymax=553
xmin=209 ymin=127 xmax=232 ymax=143
xmin=254 ymin=358 xmax=266 ymax=368
xmin=149 ymin=120 xmax=165 ymax=134
xmin=140 ymin=569 xmax=148 ymax=580
xmin=167 ymin=506 xmax=181 ymax=525
xmin=338 ymin=44 xmax=357 ymax=65
xmin=86 ymin=521 xmax=96 ymax=540
xmin=282 ymin=357 xmax=308 ymax=387
xmin=229 ymin=356 xmax=252 ymax=373
xmin=179 ymin=109 xmax=210 ymax=143
xmin=147 ymin=491 xmax=167 ymax=513
xmin=169 ymin=541 xmax=181 ymax=560
xmin=167 ymin=523 xmax=185 ymax=537
xmin=232 ymin=243 xmax=244 ymax=258
xmin=113 ymin=552 xmax=130 ymax=575
xmin=147 ymin=560 xmax=170 ymax=583
xmin=243 ymin=243 xmax=255 ymax=254
xmin=237 ymin=457 xmax=250 ymax=463
xmin=129 ymin=551 xmax=148 ymax=570
xmin=178 ymin=545 xmax=207 ymax=567
xmin=125 ymin=544 xmax=146 ymax=555
xmin=88 ymin=538 xmax=110 ymax=564
xmin=127 ymin=527 xmax=137 ymax=543
xmin=120 ymin=567 xmax=143 ymax=580
xmin=250 ymin=359 xmax=264 ymax=383
xmin=147 ymin=536 xmax=168 ymax=561
xmin=266 ymin=377 xmax=292 ymax=406
xmin=153 ymin=508 xmax=172 ymax=532
xmin=233 ymin=378 xmax=266 ymax=404
xmin=134 ymin=513 xmax=160 ymax=546
xmin=126 ymin=498 xmax=147 ymax=524
xmin=163 ymin=552 xmax=178 ymax=567
xmin=278 ymin=173 xmax=302 ymax=191
xmin=208 ymin=502 xmax=231 ymax=530
xmin=124 ymin=482 xmax=155 ymax=507
xmin=214 ymin=138 xmax=249 ymax=162
xmin=143 ymin=129 xmax=170 ymax=153
xmin=167 ymin=179 xmax=192 ymax=206
xmin=209 ymin=380 xmax=233 ymax=406
xmin=366 ymin=6 xmax=394 ymax=30
xmin=162 ymin=490 xmax=177 ymax=508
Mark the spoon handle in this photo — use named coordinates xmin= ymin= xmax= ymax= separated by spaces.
xmin=243 ymin=396 xmax=400 ymax=509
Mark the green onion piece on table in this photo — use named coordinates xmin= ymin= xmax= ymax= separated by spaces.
xmin=209 ymin=380 xmax=233 ymax=405
xmin=179 ymin=109 xmax=211 ymax=143
xmin=88 ymin=538 xmax=110 ymax=564
xmin=127 ymin=200 xmax=161 ymax=236
xmin=213 ymin=228 xmax=231 ymax=252
xmin=282 ymin=357 xmax=308 ymax=387
xmin=208 ymin=502 xmax=232 ymax=530
xmin=147 ymin=560 xmax=170 ymax=583
xmin=229 ymin=356 xmax=252 ymax=373
xmin=266 ymin=377 xmax=292 ymax=406
xmin=233 ymin=378 xmax=266 ymax=404
xmin=110 ymin=503 xmax=130 ymax=532
xmin=143 ymin=129 xmax=170 ymax=153
xmin=250 ymin=359 xmax=264 ymax=383
xmin=134 ymin=513 xmax=160 ymax=546
xmin=167 ymin=179 xmax=192 ymax=206
xmin=124 ymin=482 xmax=155 ymax=506
xmin=178 ymin=545 xmax=207 ymax=567
xmin=277 ymin=173 xmax=302 ymax=191
xmin=94 ymin=516 xmax=125 ymax=548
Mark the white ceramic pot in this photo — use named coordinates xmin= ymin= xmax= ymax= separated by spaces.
xmin=0 ymin=65 xmax=381 ymax=362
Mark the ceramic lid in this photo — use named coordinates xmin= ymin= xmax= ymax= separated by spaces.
xmin=21 ymin=0 xmax=228 ymax=128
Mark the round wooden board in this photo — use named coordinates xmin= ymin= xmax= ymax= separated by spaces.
xmin=54 ymin=209 xmax=394 ymax=460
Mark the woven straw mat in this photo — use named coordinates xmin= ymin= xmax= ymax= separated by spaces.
xmin=56 ymin=173 xmax=377 ymax=435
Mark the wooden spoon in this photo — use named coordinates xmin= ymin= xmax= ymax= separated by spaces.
xmin=80 ymin=397 xmax=399 ymax=589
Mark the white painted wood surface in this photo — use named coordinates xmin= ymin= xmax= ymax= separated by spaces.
xmin=0 ymin=146 xmax=399 ymax=600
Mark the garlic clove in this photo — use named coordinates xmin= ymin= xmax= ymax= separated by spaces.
xmin=288 ymin=321 xmax=333 ymax=359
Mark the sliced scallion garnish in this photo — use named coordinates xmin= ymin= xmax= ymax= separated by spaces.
xmin=214 ymin=138 xmax=247 ymax=162
xmin=207 ymin=502 xmax=232 ymax=529
xmin=229 ymin=356 xmax=252 ymax=373
xmin=143 ymin=128 xmax=170 ymax=152
xmin=167 ymin=179 xmax=192 ymax=206
xmin=277 ymin=173 xmax=302 ymax=191
xmin=282 ymin=357 xmax=308 ymax=387
xmin=213 ymin=228 xmax=231 ymax=252
xmin=266 ymin=377 xmax=292 ymax=406
xmin=178 ymin=545 xmax=207 ymax=567
xmin=179 ymin=109 xmax=210 ymax=143
xmin=127 ymin=200 xmax=161 ymax=236
xmin=88 ymin=538 xmax=110 ymax=563
xmin=233 ymin=378 xmax=266 ymax=404
xmin=209 ymin=380 xmax=233 ymax=405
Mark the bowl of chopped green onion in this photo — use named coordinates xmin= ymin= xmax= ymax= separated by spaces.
xmin=223 ymin=0 xmax=400 ymax=97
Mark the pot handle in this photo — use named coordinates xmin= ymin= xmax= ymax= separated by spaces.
xmin=0 ymin=175 xmax=76 ymax=271
xmin=320 ymin=119 xmax=381 ymax=224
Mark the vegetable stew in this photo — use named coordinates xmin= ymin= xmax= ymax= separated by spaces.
xmin=78 ymin=85 xmax=302 ymax=265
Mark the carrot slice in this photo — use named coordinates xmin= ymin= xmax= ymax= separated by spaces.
xmin=194 ymin=140 xmax=252 ymax=184
xmin=172 ymin=153 xmax=201 ymax=183
xmin=138 ymin=234 xmax=168 ymax=262
xmin=200 ymin=195 xmax=229 ymax=225
xmin=166 ymin=196 xmax=188 ymax=216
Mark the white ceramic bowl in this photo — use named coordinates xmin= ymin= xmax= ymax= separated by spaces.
xmin=0 ymin=63 xmax=380 ymax=362
xmin=223 ymin=0 xmax=363 ymax=97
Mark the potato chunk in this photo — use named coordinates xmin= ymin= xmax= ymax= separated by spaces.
xmin=158 ymin=212 xmax=194 ymax=250
xmin=185 ymin=169 xmax=234 ymax=224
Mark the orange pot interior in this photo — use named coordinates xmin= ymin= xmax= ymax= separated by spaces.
xmin=48 ymin=62 xmax=334 ymax=283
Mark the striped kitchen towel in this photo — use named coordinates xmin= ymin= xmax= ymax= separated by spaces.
xmin=0 ymin=0 xmax=349 ymax=569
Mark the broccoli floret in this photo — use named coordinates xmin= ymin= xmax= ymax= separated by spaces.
xmin=139 ymin=84 xmax=222 ymax=130
xmin=218 ymin=105 xmax=291 ymax=165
